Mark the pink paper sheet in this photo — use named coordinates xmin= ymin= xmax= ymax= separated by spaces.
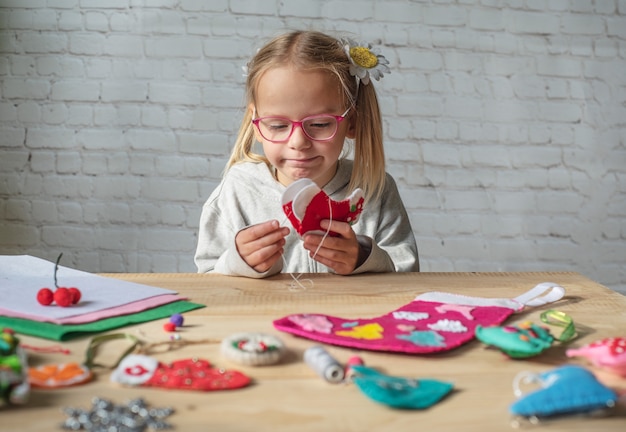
xmin=0 ymin=294 xmax=186 ymax=324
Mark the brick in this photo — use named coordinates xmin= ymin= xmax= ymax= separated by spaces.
xmin=374 ymin=2 xmax=422 ymax=23
xmin=142 ymin=178 xmax=198 ymax=202
xmin=58 ymin=11 xmax=83 ymax=30
xmin=126 ymin=129 xmax=175 ymax=151
xmin=76 ymin=129 xmax=124 ymax=150
xmin=0 ymin=223 xmax=39 ymax=246
xmin=0 ymin=127 xmax=25 ymax=147
xmin=32 ymin=200 xmax=58 ymax=223
xmin=16 ymin=101 xmax=41 ymax=122
xmin=505 ymin=11 xmax=560 ymax=34
xmin=101 ymin=81 xmax=148 ymax=102
xmin=41 ymin=225 xmax=95 ymax=249
xmin=145 ymin=36 xmax=202 ymax=58
xmin=149 ymin=83 xmax=202 ymax=105
xmin=3 ymin=78 xmax=50 ymax=99
xmin=27 ymin=128 xmax=75 ymax=149
xmin=469 ymin=8 xmax=504 ymax=31
xmin=51 ymin=81 xmax=100 ymax=101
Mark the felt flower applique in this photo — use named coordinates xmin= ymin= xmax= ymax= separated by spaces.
xmin=342 ymin=38 xmax=390 ymax=85
xmin=288 ymin=314 xmax=333 ymax=334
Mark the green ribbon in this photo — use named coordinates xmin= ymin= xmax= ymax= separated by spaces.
xmin=540 ymin=309 xmax=576 ymax=342
xmin=84 ymin=333 xmax=142 ymax=370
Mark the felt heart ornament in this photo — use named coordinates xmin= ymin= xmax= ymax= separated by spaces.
xmin=110 ymin=354 xmax=250 ymax=391
xmin=566 ymin=337 xmax=626 ymax=377
xmin=281 ymin=178 xmax=364 ymax=236
xmin=510 ymin=365 xmax=618 ymax=420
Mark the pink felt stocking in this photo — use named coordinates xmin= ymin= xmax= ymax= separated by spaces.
xmin=274 ymin=283 xmax=565 ymax=354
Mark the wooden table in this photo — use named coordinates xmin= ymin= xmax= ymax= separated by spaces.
xmin=4 ymin=272 xmax=626 ymax=431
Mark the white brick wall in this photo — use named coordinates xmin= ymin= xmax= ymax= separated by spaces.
xmin=1 ymin=1 xmax=625 ymax=294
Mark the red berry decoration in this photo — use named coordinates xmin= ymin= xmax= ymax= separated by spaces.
xmin=54 ymin=287 xmax=72 ymax=307
xmin=163 ymin=322 xmax=177 ymax=332
xmin=37 ymin=288 xmax=54 ymax=306
xmin=68 ymin=287 xmax=82 ymax=304
xmin=36 ymin=253 xmax=82 ymax=307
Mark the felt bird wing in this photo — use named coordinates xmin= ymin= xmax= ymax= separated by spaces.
xmin=281 ymin=178 xmax=364 ymax=236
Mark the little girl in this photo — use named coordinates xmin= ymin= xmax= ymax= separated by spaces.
xmin=195 ymin=30 xmax=419 ymax=278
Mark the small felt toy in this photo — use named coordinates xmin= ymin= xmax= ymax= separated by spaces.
xmin=475 ymin=321 xmax=554 ymax=358
xmin=110 ymin=354 xmax=250 ymax=391
xmin=0 ymin=328 xmax=30 ymax=405
xmin=566 ymin=337 xmax=626 ymax=377
xmin=477 ymin=309 xmax=577 ymax=359
xmin=510 ymin=365 xmax=618 ymax=421
xmin=350 ymin=365 xmax=453 ymax=409
xmin=282 ymin=178 xmax=364 ymax=236
xmin=221 ymin=332 xmax=286 ymax=366
xmin=274 ymin=282 xmax=565 ymax=355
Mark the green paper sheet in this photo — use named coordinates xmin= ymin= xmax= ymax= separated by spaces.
xmin=0 ymin=301 xmax=205 ymax=341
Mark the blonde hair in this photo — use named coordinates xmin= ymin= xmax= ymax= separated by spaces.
xmin=227 ymin=30 xmax=386 ymax=203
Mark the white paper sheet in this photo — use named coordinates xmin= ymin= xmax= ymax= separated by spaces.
xmin=0 ymin=255 xmax=177 ymax=320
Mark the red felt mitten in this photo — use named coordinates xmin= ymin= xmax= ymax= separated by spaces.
xmin=110 ymin=354 xmax=250 ymax=391
xmin=282 ymin=178 xmax=364 ymax=236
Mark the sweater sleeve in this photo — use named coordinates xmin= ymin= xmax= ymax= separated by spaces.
xmin=351 ymin=174 xmax=420 ymax=274
xmin=194 ymin=176 xmax=283 ymax=278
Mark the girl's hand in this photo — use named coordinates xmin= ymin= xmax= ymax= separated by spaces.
xmin=303 ymin=219 xmax=360 ymax=275
xmin=236 ymin=220 xmax=290 ymax=273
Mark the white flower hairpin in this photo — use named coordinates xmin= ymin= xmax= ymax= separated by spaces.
xmin=342 ymin=38 xmax=390 ymax=85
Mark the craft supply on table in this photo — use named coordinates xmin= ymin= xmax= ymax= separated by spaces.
xmin=510 ymin=365 xmax=619 ymax=426
xmin=349 ymin=365 xmax=454 ymax=409
xmin=566 ymin=337 xmax=626 ymax=377
xmin=36 ymin=253 xmax=82 ymax=307
xmin=475 ymin=310 xmax=576 ymax=359
xmin=304 ymin=345 xmax=345 ymax=383
xmin=220 ymin=332 xmax=286 ymax=366
xmin=62 ymin=397 xmax=174 ymax=431
xmin=274 ymin=282 xmax=565 ymax=354
xmin=110 ymin=354 xmax=250 ymax=391
xmin=344 ymin=355 xmax=364 ymax=381
xmin=0 ymin=328 xmax=29 ymax=406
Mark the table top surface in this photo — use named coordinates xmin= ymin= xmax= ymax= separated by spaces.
xmin=3 ymin=271 xmax=626 ymax=431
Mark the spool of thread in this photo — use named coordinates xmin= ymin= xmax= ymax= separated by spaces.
xmin=345 ymin=355 xmax=365 ymax=380
xmin=304 ymin=345 xmax=345 ymax=383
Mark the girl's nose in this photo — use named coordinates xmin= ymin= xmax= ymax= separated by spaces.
xmin=288 ymin=124 xmax=311 ymax=150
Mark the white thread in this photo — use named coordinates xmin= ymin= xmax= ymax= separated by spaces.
xmin=282 ymin=194 xmax=334 ymax=291
xmin=304 ymin=345 xmax=345 ymax=383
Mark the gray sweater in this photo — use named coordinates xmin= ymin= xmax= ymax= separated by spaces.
xmin=195 ymin=159 xmax=419 ymax=278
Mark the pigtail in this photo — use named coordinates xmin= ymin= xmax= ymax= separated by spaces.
xmin=351 ymin=82 xmax=386 ymax=203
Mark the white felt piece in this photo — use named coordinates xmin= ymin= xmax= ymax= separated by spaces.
xmin=291 ymin=182 xmax=321 ymax=221
xmin=281 ymin=178 xmax=312 ymax=208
